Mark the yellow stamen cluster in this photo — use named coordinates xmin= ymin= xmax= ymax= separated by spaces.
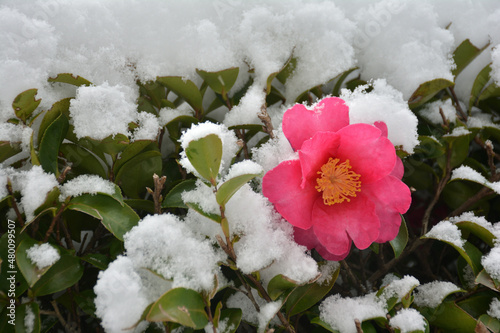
xmin=315 ymin=158 xmax=361 ymax=205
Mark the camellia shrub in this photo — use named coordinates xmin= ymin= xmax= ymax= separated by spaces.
xmin=1 ymin=1 xmax=500 ymax=333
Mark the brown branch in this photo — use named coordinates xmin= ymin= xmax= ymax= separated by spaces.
xmin=448 ymin=187 xmax=494 ymax=217
xmin=146 ymin=173 xmax=167 ymax=214
xmin=6 ymin=180 xmax=24 ymax=227
xmin=44 ymin=204 xmax=66 ymax=242
xmin=234 ymin=129 xmax=250 ymax=159
xmin=258 ymin=103 xmax=275 ymax=139
xmin=355 ymin=319 xmax=363 ymax=333
xmin=57 ymin=166 xmax=71 ymax=184
xmin=341 ymin=260 xmax=367 ymax=294
xmin=449 ymin=86 xmax=468 ymax=121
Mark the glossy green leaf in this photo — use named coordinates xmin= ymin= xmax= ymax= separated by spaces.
xmin=475 ymin=269 xmax=500 ymax=291
xmin=477 ymin=82 xmax=500 ymax=103
xmin=452 ymin=39 xmax=487 ymax=77
xmin=162 ymin=179 xmax=197 ymax=209
xmin=67 ymin=193 xmax=140 ymax=241
xmin=37 ymin=98 xmax=71 ymax=143
xmin=420 ymin=301 xmax=477 ymax=333
xmin=469 ymin=63 xmax=492 ymax=109
xmin=125 ymin=199 xmax=155 ymax=214
xmin=48 ymin=73 xmax=92 ymax=86
xmin=0 ymin=141 xmax=21 ymax=163
xmin=157 ymin=76 xmax=203 ymax=113
xmin=439 ymin=132 xmax=470 ymax=169
xmin=59 ymin=143 xmax=107 ymax=179
xmin=310 ymin=317 xmax=337 ymax=332
xmin=31 ymin=253 xmax=83 ymax=296
xmin=216 ymin=173 xmax=260 ymax=206
xmin=80 ymin=134 xmax=129 ymax=160
xmin=74 ymin=290 xmax=97 ymax=317
xmin=415 ymin=136 xmax=445 ymax=159
xmin=113 ymin=140 xmax=155 ymax=176
xmin=267 ymin=274 xmax=299 ymax=301
xmin=218 ymin=308 xmax=242 ymax=333
xmin=455 ymin=220 xmax=496 ymax=247
xmin=80 ymin=253 xmax=110 ymax=270
xmin=408 ymin=79 xmax=454 ymax=109
xmin=147 ymin=287 xmax=208 ymax=329
xmin=196 ymin=67 xmax=239 ymax=95
xmin=15 ymin=302 xmax=40 ymax=333
xmin=276 ymin=57 xmax=296 ymax=85
xmin=389 ymin=215 xmax=408 ymax=258
xmin=185 ymin=134 xmax=222 ymax=185
xmin=38 ymin=113 xmax=69 ymax=175
xmin=16 ymin=237 xmax=56 ymax=287
xmin=479 ymin=314 xmax=500 ymax=333
xmin=12 ymin=89 xmax=41 ymax=123
xmin=285 ymin=266 xmax=339 ymax=318
xmin=185 ymin=202 xmax=221 ymax=223
xmin=332 ymin=67 xmax=358 ymax=96
xmin=115 ymin=150 xmax=162 ymax=199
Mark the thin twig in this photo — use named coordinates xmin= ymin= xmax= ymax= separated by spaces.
xmin=44 ymin=204 xmax=66 ymax=242
xmin=449 ymin=86 xmax=468 ymax=121
xmin=355 ymin=319 xmax=363 ymax=333
xmin=341 ymin=261 xmax=367 ymax=294
xmin=258 ymin=103 xmax=275 ymax=139
xmin=146 ymin=173 xmax=167 ymax=214
xmin=57 ymin=166 xmax=71 ymax=183
xmin=6 ymin=180 xmax=25 ymax=227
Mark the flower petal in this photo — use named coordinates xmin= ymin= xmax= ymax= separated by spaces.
xmin=391 ymin=157 xmax=404 ymax=179
xmin=283 ymin=97 xmax=349 ymax=151
xmin=362 ymin=175 xmax=411 ymax=242
xmin=262 ymin=159 xmax=318 ymax=229
xmin=312 ymin=193 xmax=380 ymax=255
xmin=298 ymin=132 xmax=340 ymax=188
xmin=335 ymin=123 xmax=396 ymax=183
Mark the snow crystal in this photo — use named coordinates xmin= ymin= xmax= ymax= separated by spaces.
xmin=488 ymin=298 xmax=500 ymax=320
xmin=179 ymin=122 xmax=239 ymax=178
xmin=258 ymin=301 xmax=281 ymax=333
xmin=132 ymin=111 xmax=160 ymax=141
xmin=227 ymin=289 xmax=262 ymax=326
xmin=124 ymin=214 xmax=221 ymax=292
xmin=252 ymin=130 xmax=297 ymax=174
xmin=182 ymin=179 xmax=220 ymax=215
xmin=492 ymin=45 xmax=500 ymax=85
xmin=451 ymin=165 xmax=500 ymax=195
xmin=94 ymin=256 xmax=150 ymax=333
xmin=26 ymin=243 xmax=60 ymax=269
xmin=379 ymin=275 xmax=420 ymax=303
xmin=443 ymin=126 xmax=471 ymax=137
xmin=482 ymin=246 xmax=500 ymax=281
xmin=419 ymin=99 xmax=457 ymax=125
xmin=223 ymin=84 xmax=266 ymax=127
xmin=340 ymin=79 xmax=419 ymax=153
xmin=59 ymin=174 xmax=115 ymax=201
xmin=425 ymin=220 xmax=465 ymax=250
xmin=389 ymin=308 xmax=426 ymax=333
xmin=24 ymin=304 xmax=35 ymax=333
xmin=467 ymin=110 xmax=500 ymax=130
xmin=12 ymin=166 xmax=58 ymax=221
xmin=0 ymin=123 xmax=24 ymax=142
xmin=352 ymin=1 xmax=455 ymax=100
xmin=69 ymin=82 xmax=138 ymax=140
xmin=224 ymin=160 xmax=263 ymax=182
xmin=316 ymin=261 xmax=340 ymax=286
xmin=320 ymin=293 xmax=386 ymax=333
xmin=414 ymin=281 xmax=462 ymax=308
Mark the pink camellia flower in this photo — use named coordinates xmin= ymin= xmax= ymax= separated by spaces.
xmin=262 ymin=97 xmax=411 ymax=260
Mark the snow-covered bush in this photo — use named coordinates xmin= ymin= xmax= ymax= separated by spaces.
xmin=1 ymin=1 xmax=500 ymax=333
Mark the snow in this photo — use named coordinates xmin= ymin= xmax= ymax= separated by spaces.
xmin=389 ymin=308 xmax=426 ymax=333
xmin=379 ymin=275 xmax=420 ymax=304
xmin=443 ymin=126 xmax=471 ymax=137
xmin=12 ymin=166 xmax=58 ymax=221
xmin=414 ymin=281 xmax=462 ymax=308
xmin=26 ymin=243 xmax=60 ymax=269
xmin=179 ymin=122 xmax=239 ymax=178
xmin=451 ymin=165 xmax=500 ymax=195
xmin=419 ymin=99 xmax=457 ymax=125
xmin=158 ymin=106 xmax=193 ymax=127
xmin=0 ymin=123 xmax=24 ymax=142
xmin=425 ymin=220 xmax=465 ymax=250
xmin=449 ymin=211 xmax=500 ymax=240
xmin=124 ymin=214 xmax=222 ymax=292
xmin=252 ymin=130 xmax=297 ymax=174
xmin=24 ymin=304 xmax=35 ymax=333
xmin=319 ymin=293 xmax=386 ymax=333
xmin=316 ymin=261 xmax=340 ymax=286
xmin=482 ymin=246 xmax=500 ymax=281
xmin=223 ymin=84 xmax=266 ymax=127
xmin=340 ymin=79 xmax=419 ymax=153
xmin=488 ymin=298 xmax=500 ymax=320
xmin=224 ymin=160 xmax=263 ymax=182
xmin=69 ymin=82 xmax=138 ymax=140
xmin=492 ymin=45 xmax=500 ymax=85
xmin=257 ymin=301 xmax=282 ymax=333
xmin=132 ymin=111 xmax=160 ymax=141
xmin=59 ymin=174 xmax=115 ymax=201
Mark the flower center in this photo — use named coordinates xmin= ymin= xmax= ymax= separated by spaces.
xmin=315 ymin=158 xmax=361 ymax=205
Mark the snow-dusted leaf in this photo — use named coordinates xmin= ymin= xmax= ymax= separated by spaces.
xmin=185 ymin=201 xmax=221 ymax=223
xmin=196 ymin=67 xmax=239 ymax=96
xmin=12 ymin=89 xmax=41 ymax=123
xmin=470 ymin=64 xmax=492 ymax=109
xmin=185 ymin=134 xmax=222 ymax=185
xmin=14 ymin=302 xmax=40 ymax=333
xmin=48 ymin=73 xmax=92 ymax=86
xmin=59 ymin=143 xmax=107 ymax=179
xmin=452 ymin=39 xmax=488 ymax=78
xmin=0 ymin=141 xmax=21 ymax=163
xmin=450 ymin=165 xmax=500 ymax=196
xmin=31 ymin=253 xmax=83 ymax=297
xmin=408 ymin=79 xmax=454 ymax=109
xmin=157 ymin=76 xmax=203 ymax=114
xmin=16 ymin=237 xmax=53 ymax=287
xmin=162 ymin=179 xmax=197 ymax=209
xmin=267 ymin=274 xmax=299 ymax=301
xmin=115 ymin=150 xmax=162 ymax=199
xmin=216 ymin=173 xmax=260 ymax=206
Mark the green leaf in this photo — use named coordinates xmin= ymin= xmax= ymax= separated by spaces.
xmin=196 ymin=68 xmax=239 ymax=96
xmin=115 ymin=150 xmax=162 ymax=199
xmin=38 ymin=113 xmax=69 ymax=175
xmin=185 ymin=134 xmax=223 ymax=185
xmin=185 ymin=202 xmax=221 ymax=223
xmin=113 ymin=140 xmax=156 ymax=176
xmin=216 ymin=173 xmax=260 ymax=206
xmin=267 ymin=274 xmax=299 ymax=301
xmin=455 ymin=220 xmax=496 ymax=247
xmin=146 ymin=287 xmax=208 ymax=329
xmin=16 ymin=237 xmax=57 ymax=287
xmin=408 ymin=79 xmax=455 ymax=109
xmin=48 ymin=73 xmax=92 ymax=86
xmin=439 ymin=132 xmax=471 ymax=169
xmin=66 ymin=193 xmax=140 ymax=241
xmin=38 ymin=98 xmax=71 ymax=144
xmin=80 ymin=134 xmax=129 ymax=160
xmin=477 ymin=82 xmax=500 ymax=103
xmin=332 ymin=67 xmax=358 ymax=96
xmin=452 ymin=39 xmax=488 ymax=77
xmin=285 ymin=265 xmax=339 ymax=318
xmin=420 ymin=301 xmax=477 ymax=333
xmin=479 ymin=314 xmax=500 ymax=333
xmin=218 ymin=308 xmax=242 ymax=333
xmin=0 ymin=141 xmax=22 ymax=163
xmin=470 ymin=64 xmax=492 ymax=109
xmin=31 ymin=253 xmax=83 ymax=296
xmin=389 ymin=216 xmax=409 ymax=258
xmin=15 ymin=302 xmax=40 ymax=333
xmin=157 ymin=76 xmax=203 ymax=113
xmin=12 ymin=89 xmax=41 ymax=123
xmin=276 ymin=57 xmax=297 ymax=85
xmin=415 ymin=136 xmax=445 ymax=159
xmin=125 ymin=199 xmax=156 ymax=214
xmin=59 ymin=143 xmax=107 ymax=179
xmin=310 ymin=317 xmax=337 ymax=332
xmin=475 ymin=269 xmax=500 ymax=291
xmin=80 ymin=253 xmax=110 ymax=270
xmin=162 ymin=179 xmax=197 ymax=209
xmin=74 ymin=290 xmax=97 ymax=317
